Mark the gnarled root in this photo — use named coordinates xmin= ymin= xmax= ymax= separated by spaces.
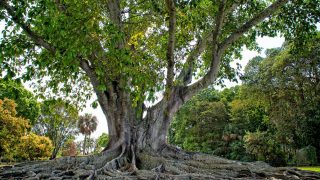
xmin=1 ymin=145 xmax=320 ymax=179
xmin=137 ymin=148 xmax=320 ymax=180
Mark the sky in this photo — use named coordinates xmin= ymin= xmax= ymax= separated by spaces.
xmin=0 ymin=21 xmax=285 ymax=141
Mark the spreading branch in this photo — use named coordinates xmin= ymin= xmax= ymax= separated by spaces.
xmin=0 ymin=0 xmax=56 ymax=53
xmin=219 ymin=0 xmax=289 ymax=54
xmin=177 ymin=32 xmax=212 ymax=86
xmin=164 ymin=0 xmax=176 ymax=99
xmin=180 ymin=0 xmax=289 ymax=102
xmin=177 ymin=0 xmax=230 ymax=86
xmin=212 ymin=0 xmax=227 ymax=53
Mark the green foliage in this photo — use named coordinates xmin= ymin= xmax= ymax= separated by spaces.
xmin=297 ymin=166 xmax=320 ymax=173
xmin=33 ymin=99 xmax=79 ymax=159
xmin=244 ymin=131 xmax=286 ymax=166
xmin=242 ymin=34 xmax=320 ymax=158
xmin=97 ymin=133 xmax=109 ymax=149
xmin=295 ymin=146 xmax=318 ymax=166
xmin=170 ymin=89 xmax=229 ymax=153
xmin=0 ymin=98 xmax=30 ymax=160
xmin=170 ymin=33 xmax=320 ymax=165
xmin=230 ymin=98 xmax=268 ymax=134
xmin=0 ymin=79 xmax=40 ymax=125
xmin=1 ymin=0 xmax=319 ymax=108
xmin=15 ymin=133 xmax=53 ymax=161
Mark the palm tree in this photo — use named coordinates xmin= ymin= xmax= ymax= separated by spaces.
xmin=77 ymin=113 xmax=98 ymax=155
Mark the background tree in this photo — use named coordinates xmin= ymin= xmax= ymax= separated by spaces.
xmin=96 ymin=133 xmax=109 ymax=152
xmin=0 ymin=79 xmax=40 ymax=125
xmin=61 ymin=138 xmax=77 ymax=157
xmin=0 ymin=98 xmax=30 ymax=161
xmin=77 ymin=114 xmax=98 ymax=155
xmin=169 ymin=89 xmax=229 ymax=153
xmin=33 ymin=99 xmax=79 ymax=159
xmin=244 ymin=35 xmax=320 ymax=161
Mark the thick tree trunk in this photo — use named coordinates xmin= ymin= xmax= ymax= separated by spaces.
xmin=101 ymin=87 xmax=184 ymax=155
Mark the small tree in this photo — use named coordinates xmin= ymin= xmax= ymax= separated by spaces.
xmin=0 ymin=79 xmax=40 ymax=125
xmin=0 ymin=98 xmax=30 ymax=161
xmin=77 ymin=114 xmax=98 ymax=155
xmin=33 ymin=99 xmax=79 ymax=159
xmin=15 ymin=133 xmax=53 ymax=161
xmin=61 ymin=139 xmax=77 ymax=157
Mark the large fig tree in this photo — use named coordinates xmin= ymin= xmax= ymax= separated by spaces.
xmin=0 ymin=0 xmax=320 ymax=177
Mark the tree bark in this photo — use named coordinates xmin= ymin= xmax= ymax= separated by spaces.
xmin=83 ymin=135 xmax=87 ymax=155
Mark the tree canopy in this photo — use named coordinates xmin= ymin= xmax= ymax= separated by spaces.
xmin=33 ymin=99 xmax=79 ymax=159
xmin=1 ymin=0 xmax=319 ymax=106
xmin=0 ymin=79 xmax=40 ymax=124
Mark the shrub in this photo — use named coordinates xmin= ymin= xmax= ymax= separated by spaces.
xmin=0 ymin=98 xmax=30 ymax=160
xmin=62 ymin=140 xmax=77 ymax=156
xmin=295 ymin=146 xmax=317 ymax=166
xmin=244 ymin=131 xmax=286 ymax=166
xmin=15 ymin=133 xmax=53 ymax=161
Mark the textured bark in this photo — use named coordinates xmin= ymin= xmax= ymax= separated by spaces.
xmin=2 ymin=150 xmax=320 ymax=179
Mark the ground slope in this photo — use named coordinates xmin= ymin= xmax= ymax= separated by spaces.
xmin=1 ymin=152 xmax=319 ymax=180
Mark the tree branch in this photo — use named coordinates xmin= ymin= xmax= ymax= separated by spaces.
xmin=176 ymin=32 xmax=212 ymax=86
xmin=177 ymin=0 xmax=229 ymax=86
xmin=107 ymin=0 xmax=122 ymax=28
xmin=164 ymin=0 xmax=176 ymax=99
xmin=54 ymin=0 xmax=68 ymax=13
xmin=0 ymin=0 xmax=56 ymax=53
xmin=219 ymin=0 xmax=289 ymax=54
xmin=212 ymin=0 xmax=227 ymax=53
xmin=181 ymin=0 xmax=289 ymax=102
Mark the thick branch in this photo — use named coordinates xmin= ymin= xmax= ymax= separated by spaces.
xmin=107 ymin=0 xmax=122 ymax=28
xmin=54 ymin=0 xmax=68 ymax=13
xmin=0 ymin=1 xmax=56 ymax=53
xmin=177 ymin=32 xmax=212 ymax=86
xmin=181 ymin=0 xmax=289 ymax=102
xmin=219 ymin=0 xmax=289 ymax=54
xmin=177 ymin=0 xmax=228 ymax=86
xmin=164 ymin=0 xmax=176 ymax=98
xmin=212 ymin=0 xmax=227 ymax=52
xmin=79 ymin=59 xmax=108 ymax=100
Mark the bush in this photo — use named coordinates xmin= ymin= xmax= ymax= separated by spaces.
xmin=295 ymin=146 xmax=317 ymax=166
xmin=15 ymin=133 xmax=53 ymax=161
xmin=244 ymin=131 xmax=286 ymax=166
xmin=62 ymin=140 xmax=77 ymax=156
xmin=0 ymin=98 xmax=30 ymax=160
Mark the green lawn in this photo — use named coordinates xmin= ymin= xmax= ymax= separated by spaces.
xmin=297 ymin=166 xmax=320 ymax=172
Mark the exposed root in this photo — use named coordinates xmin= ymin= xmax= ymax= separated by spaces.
xmin=1 ymin=147 xmax=320 ymax=179
xmin=95 ymin=144 xmax=134 ymax=177
xmin=137 ymin=149 xmax=320 ymax=180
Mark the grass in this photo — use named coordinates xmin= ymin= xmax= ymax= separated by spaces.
xmin=297 ymin=166 xmax=320 ymax=173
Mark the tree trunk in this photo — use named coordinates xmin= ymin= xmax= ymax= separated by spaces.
xmin=101 ymin=86 xmax=185 ymax=156
xmin=83 ymin=135 xmax=87 ymax=155
xmin=50 ymin=147 xmax=58 ymax=160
